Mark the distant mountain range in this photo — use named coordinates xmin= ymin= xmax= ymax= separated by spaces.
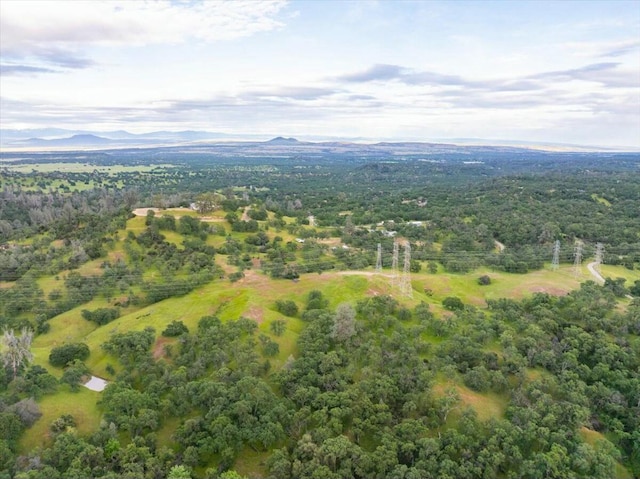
xmin=0 ymin=128 xmax=243 ymax=148
xmin=0 ymin=128 xmax=635 ymax=152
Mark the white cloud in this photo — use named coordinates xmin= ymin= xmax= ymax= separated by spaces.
xmin=1 ymin=0 xmax=287 ymax=71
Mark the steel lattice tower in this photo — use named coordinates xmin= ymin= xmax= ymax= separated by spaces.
xmin=573 ymin=240 xmax=583 ymax=277
xmin=400 ymin=242 xmax=413 ymax=297
xmin=595 ymin=242 xmax=604 ymax=272
xmin=391 ymin=241 xmax=399 ymax=287
xmin=376 ymin=243 xmax=382 ymax=272
xmin=551 ymin=240 xmax=560 ymax=271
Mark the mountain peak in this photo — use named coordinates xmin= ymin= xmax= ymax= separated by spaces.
xmin=267 ymin=136 xmax=299 ymax=144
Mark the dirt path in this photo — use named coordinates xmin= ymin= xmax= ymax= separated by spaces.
xmin=338 ymin=271 xmax=393 ymax=278
xmin=241 ymin=206 xmax=250 ymax=221
xmin=308 ymin=215 xmax=316 ymax=227
xmin=587 ymin=261 xmax=605 ymax=285
xmin=494 ymin=240 xmax=505 ymax=252
xmin=132 ymin=207 xmax=161 ymax=216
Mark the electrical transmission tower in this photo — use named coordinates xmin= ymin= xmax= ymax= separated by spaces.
xmin=551 ymin=240 xmax=560 ymax=271
xmin=594 ymin=242 xmax=604 ymax=272
xmin=391 ymin=241 xmax=399 ymax=287
xmin=376 ymin=243 xmax=382 ymax=272
xmin=399 ymin=242 xmax=413 ymax=297
xmin=573 ymin=240 xmax=583 ymax=277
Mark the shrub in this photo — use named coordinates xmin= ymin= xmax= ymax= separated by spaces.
xmin=162 ymin=320 xmax=189 ymax=337
xmin=229 ymin=271 xmax=245 ymax=282
xmin=477 ymin=275 xmax=491 ymax=286
xmin=275 ymin=300 xmax=298 ymax=317
xmin=81 ymin=307 xmax=120 ymax=325
xmin=49 ymin=343 xmax=90 ymax=367
xmin=442 ymin=296 xmax=464 ymax=311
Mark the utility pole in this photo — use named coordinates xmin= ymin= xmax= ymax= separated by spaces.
xmin=391 ymin=241 xmax=399 ymax=287
xmin=551 ymin=240 xmax=560 ymax=271
xmin=376 ymin=243 xmax=382 ymax=272
xmin=400 ymin=242 xmax=413 ymax=297
xmin=595 ymin=242 xmax=604 ymax=273
xmin=573 ymin=240 xmax=583 ymax=277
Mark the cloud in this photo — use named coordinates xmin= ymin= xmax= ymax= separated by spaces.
xmin=339 ymin=61 xmax=639 ymax=93
xmin=243 ymin=86 xmax=339 ymax=101
xmin=600 ymin=40 xmax=640 ymax=58
xmin=338 ymin=64 xmax=406 ymax=82
xmin=530 ymin=62 xmax=638 ymax=88
xmin=564 ymin=39 xmax=640 ymax=59
xmin=0 ymin=0 xmax=287 ymax=74
xmin=1 ymin=64 xmax=58 ymax=76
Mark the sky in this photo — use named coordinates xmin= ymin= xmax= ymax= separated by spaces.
xmin=1 ymin=0 xmax=639 ymax=147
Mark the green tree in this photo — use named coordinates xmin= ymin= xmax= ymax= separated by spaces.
xmin=49 ymin=343 xmax=90 ymax=368
xmin=442 ymin=296 xmax=464 ymax=311
xmin=270 ymin=319 xmax=287 ymax=336
xmin=168 ymin=464 xmax=192 ymax=479
xmin=60 ymin=360 xmax=90 ymax=392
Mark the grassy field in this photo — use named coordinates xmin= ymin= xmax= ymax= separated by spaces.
xmin=19 ymin=387 xmax=103 ymax=453
xmin=598 ymin=264 xmax=640 ymax=284
xmin=432 ymin=379 xmax=508 ymax=422
xmin=4 ymin=163 xmax=176 ymax=173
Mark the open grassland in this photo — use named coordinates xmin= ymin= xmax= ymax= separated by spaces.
xmin=4 ymin=163 xmax=175 ymax=173
xmin=19 ymin=388 xmax=103 ymax=453
xmin=598 ymin=264 xmax=640 ymax=284
xmin=432 ymin=379 xmax=509 ymax=422
xmin=26 ymin=260 xmax=608 ymax=384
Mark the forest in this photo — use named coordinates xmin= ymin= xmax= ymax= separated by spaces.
xmin=0 ymin=145 xmax=639 ymax=479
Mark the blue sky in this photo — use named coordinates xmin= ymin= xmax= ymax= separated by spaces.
xmin=1 ymin=0 xmax=639 ymax=147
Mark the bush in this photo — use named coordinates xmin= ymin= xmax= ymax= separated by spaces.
xmin=162 ymin=320 xmax=189 ymax=337
xmin=275 ymin=300 xmax=298 ymax=317
xmin=49 ymin=343 xmax=90 ymax=367
xmin=61 ymin=360 xmax=90 ymax=392
xmin=50 ymin=414 xmax=76 ymax=434
xmin=81 ymin=307 xmax=120 ymax=325
xmin=247 ymin=209 xmax=268 ymax=221
xmin=306 ymin=290 xmax=328 ymax=310
xmin=229 ymin=271 xmax=245 ymax=282
xmin=442 ymin=296 xmax=464 ymax=311
xmin=477 ymin=275 xmax=491 ymax=286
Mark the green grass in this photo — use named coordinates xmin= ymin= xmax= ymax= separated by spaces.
xmin=4 ymin=163 xmax=176 ymax=173
xmin=409 ymin=264 xmax=581 ymax=311
xmin=579 ymin=427 xmax=633 ymax=479
xmin=432 ymin=380 xmax=508 ymax=422
xmin=29 ymin=258 xmax=603 ymax=380
xmin=598 ymin=264 xmax=640 ymax=285
xmin=235 ymin=447 xmax=271 ymax=478
xmin=19 ymin=387 xmax=103 ymax=453
xmin=591 ymin=194 xmax=612 ymax=207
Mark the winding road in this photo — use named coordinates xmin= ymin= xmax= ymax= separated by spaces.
xmin=587 ymin=261 xmax=605 ymax=285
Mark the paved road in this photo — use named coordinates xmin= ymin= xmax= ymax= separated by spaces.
xmin=587 ymin=261 xmax=605 ymax=284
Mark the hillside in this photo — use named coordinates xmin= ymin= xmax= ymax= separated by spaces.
xmin=1 ymin=151 xmax=639 ymax=479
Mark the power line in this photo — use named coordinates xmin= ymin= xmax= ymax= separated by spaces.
xmin=595 ymin=242 xmax=604 ymax=273
xmin=551 ymin=240 xmax=560 ymax=271
xmin=573 ymin=240 xmax=583 ymax=277
xmin=391 ymin=241 xmax=399 ymax=287
xmin=400 ymin=241 xmax=413 ymax=298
